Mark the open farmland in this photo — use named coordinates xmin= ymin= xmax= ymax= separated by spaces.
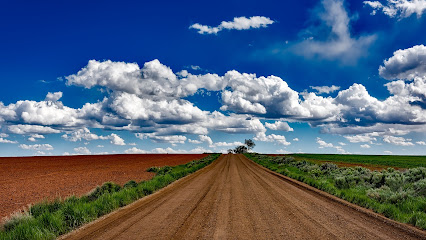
xmin=59 ymin=154 xmax=424 ymax=240
xmin=0 ymin=154 xmax=207 ymax=221
xmin=288 ymin=154 xmax=426 ymax=169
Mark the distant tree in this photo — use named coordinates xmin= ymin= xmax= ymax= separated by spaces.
xmin=233 ymin=145 xmax=248 ymax=154
xmin=232 ymin=139 xmax=255 ymax=154
xmin=245 ymin=139 xmax=255 ymax=150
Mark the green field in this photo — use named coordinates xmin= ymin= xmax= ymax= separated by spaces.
xmin=289 ymin=154 xmax=426 ymax=169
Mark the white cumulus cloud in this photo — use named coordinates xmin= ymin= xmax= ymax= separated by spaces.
xmin=383 ymin=135 xmax=414 ymax=146
xmin=74 ymin=147 xmax=91 ymax=155
xmin=124 ymin=147 xmax=147 ymax=154
xmin=254 ymin=132 xmax=291 ymax=146
xmin=265 ymin=121 xmax=294 ymax=131
xmin=19 ymin=144 xmax=53 ymax=151
xmin=8 ymin=125 xmax=60 ymax=135
xmin=364 ymin=0 xmax=426 ymax=18
xmin=0 ymin=138 xmax=18 ymax=144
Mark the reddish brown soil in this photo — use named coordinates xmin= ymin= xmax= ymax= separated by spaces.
xmin=0 ymin=154 xmax=207 ymax=221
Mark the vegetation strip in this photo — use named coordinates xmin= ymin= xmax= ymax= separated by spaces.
xmin=289 ymin=154 xmax=426 ymax=169
xmin=245 ymin=153 xmax=426 ymax=231
xmin=0 ymin=154 xmax=221 ymax=240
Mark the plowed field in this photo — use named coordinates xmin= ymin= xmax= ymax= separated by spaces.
xmin=0 ymin=154 xmax=207 ymax=221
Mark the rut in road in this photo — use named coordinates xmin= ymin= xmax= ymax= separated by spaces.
xmin=61 ymin=154 xmax=425 ymax=240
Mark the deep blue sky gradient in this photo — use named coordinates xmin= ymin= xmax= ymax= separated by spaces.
xmin=0 ymin=0 xmax=425 ymax=156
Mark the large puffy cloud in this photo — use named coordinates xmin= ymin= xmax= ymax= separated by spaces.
xmin=0 ymin=99 xmax=79 ymax=126
xmin=220 ymin=70 xmax=343 ymax=121
xmin=364 ymin=0 xmax=426 ymax=18
xmin=380 ymin=45 xmax=426 ymax=109
xmin=66 ymin=60 xmax=142 ymax=94
xmin=334 ymin=83 xmax=426 ymax=124
xmin=66 ymin=59 xmax=226 ymax=99
xmin=220 ymin=71 xmax=309 ymax=117
xmin=379 ymin=45 xmax=426 ymax=80
xmin=2 ymin=56 xmax=426 ymax=153
xmin=109 ymin=92 xmax=207 ymax=123
xmin=189 ymin=16 xmax=274 ymax=35
xmin=293 ymin=0 xmax=376 ymax=63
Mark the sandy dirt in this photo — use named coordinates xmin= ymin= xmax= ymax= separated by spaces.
xmin=61 ymin=154 xmax=425 ymax=240
xmin=0 ymin=154 xmax=207 ymax=220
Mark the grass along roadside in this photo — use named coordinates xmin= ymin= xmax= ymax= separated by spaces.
xmin=0 ymin=154 xmax=221 ymax=240
xmin=246 ymin=153 xmax=426 ymax=230
xmin=289 ymin=154 xmax=426 ymax=169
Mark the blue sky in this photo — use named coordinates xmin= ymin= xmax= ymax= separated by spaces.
xmin=1 ymin=0 xmax=426 ymax=156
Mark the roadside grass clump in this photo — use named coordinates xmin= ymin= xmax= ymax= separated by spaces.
xmin=246 ymin=153 xmax=426 ymax=230
xmin=0 ymin=154 xmax=220 ymax=240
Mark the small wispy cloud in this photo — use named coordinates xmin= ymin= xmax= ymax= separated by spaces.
xmin=190 ymin=16 xmax=274 ymax=35
xmin=310 ymin=85 xmax=341 ymax=94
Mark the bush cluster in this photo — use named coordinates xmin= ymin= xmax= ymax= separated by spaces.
xmin=246 ymin=153 xmax=426 ymax=230
xmin=0 ymin=154 xmax=220 ymax=240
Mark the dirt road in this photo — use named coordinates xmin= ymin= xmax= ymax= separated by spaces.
xmin=62 ymin=154 xmax=425 ymax=240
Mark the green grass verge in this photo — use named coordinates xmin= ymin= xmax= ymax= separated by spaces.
xmin=289 ymin=154 xmax=426 ymax=168
xmin=0 ymin=154 xmax=221 ymax=240
xmin=246 ymin=153 xmax=426 ymax=230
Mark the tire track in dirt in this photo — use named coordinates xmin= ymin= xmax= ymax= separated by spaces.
xmin=61 ymin=154 xmax=426 ymax=240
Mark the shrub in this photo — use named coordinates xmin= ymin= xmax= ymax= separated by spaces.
xmin=2 ymin=211 xmax=33 ymax=232
xmin=320 ymin=163 xmax=338 ymax=173
xmin=384 ymin=171 xmax=405 ymax=191
xmin=413 ymin=178 xmax=426 ymax=197
xmin=405 ymin=167 xmax=426 ymax=183
xmin=86 ymin=182 xmax=121 ymax=201
xmin=123 ymin=180 xmax=138 ymax=189
xmin=30 ymin=199 xmax=62 ymax=218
